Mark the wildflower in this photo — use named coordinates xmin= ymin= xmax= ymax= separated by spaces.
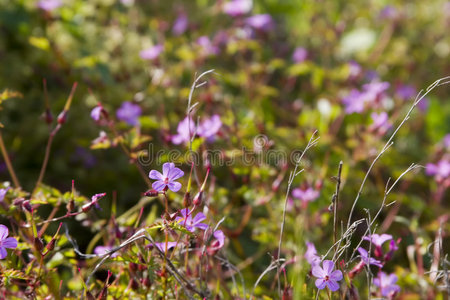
xmin=172 ymin=116 xmax=196 ymax=145
xmin=223 ymin=0 xmax=252 ymax=16
xmin=292 ymin=47 xmax=308 ymax=63
xmin=304 ymin=242 xmax=320 ymax=266
xmin=82 ymin=193 xmax=106 ymax=212
xmin=342 ymin=89 xmax=366 ymax=114
xmin=197 ymin=115 xmax=222 ymax=141
xmin=357 ymin=247 xmax=383 ymax=267
xmin=312 ymin=260 xmax=343 ymax=291
xmin=197 ymin=36 xmax=219 ymax=56
xmin=154 ymin=241 xmax=177 ymax=252
xmin=395 ymin=84 xmax=416 ymax=101
xmin=176 ymin=208 xmax=209 ymax=232
xmin=426 ymin=159 xmax=450 ymax=181
xmin=443 ymin=134 xmax=450 ymax=149
xmin=363 ymin=234 xmax=392 ymax=257
xmin=347 ymin=61 xmax=362 ymax=80
xmin=139 ymin=44 xmax=164 ymax=60
xmin=384 ymin=238 xmax=400 ymax=261
xmin=245 ymin=14 xmax=273 ymax=31
xmin=342 ymin=81 xmax=390 ymax=114
xmin=0 ymin=225 xmax=18 ymax=259
xmin=116 ymin=101 xmax=141 ymax=126
xmin=94 ymin=246 xmax=119 ymax=258
xmin=149 ymin=162 xmax=184 ymax=192
xmin=207 ymin=230 xmax=225 ymax=255
xmin=90 ymin=105 xmax=103 ymax=122
xmin=172 ymin=13 xmax=188 ymax=36
xmin=292 ymin=187 xmax=319 ymax=203
xmin=37 ymin=0 xmax=62 ymax=11
xmin=379 ymin=5 xmax=398 ymax=20
xmin=373 ymin=272 xmax=400 ymax=298
xmin=369 ymin=112 xmax=392 ymax=135
xmin=0 ymin=187 xmax=9 ymax=202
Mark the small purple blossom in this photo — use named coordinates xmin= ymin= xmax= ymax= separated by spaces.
xmin=357 ymin=247 xmax=383 ymax=268
xmin=176 ymin=208 xmax=209 ymax=232
xmin=149 ymin=162 xmax=184 ymax=192
xmin=197 ymin=36 xmax=219 ymax=56
xmin=342 ymin=89 xmax=365 ymax=114
xmin=292 ymin=47 xmax=308 ymax=63
xmin=245 ymin=14 xmax=273 ymax=31
xmin=369 ymin=112 xmax=392 ymax=134
xmin=379 ymin=5 xmax=398 ymax=20
xmin=116 ymin=101 xmax=141 ymax=126
xmin=443 ymin=134 xmax=450 ymax=149
xmin=172 ymin=13 xmax=188 ymax=36
xmin=0 ymin=188 xmax=9 ymax=202
xmin=208 ymin=230 xmax=225 ymax=253
xmin=37 ymin=0 xmax=62 ymax=11
xmin=0 ymin=225 xmax=18 ymax=259
xmin=385 ymin=238 xmax=399 ymax=261
xmin=292 ymin=187 xmax=319 ymax=203
xmin=139 ymin=44 xmax=164 ymax=60
xmin=348 ymin=61 xmax=362 ymax=80
xmin=90 ymin=105 xmax=103 ymax=122
xmin=305 ymin=242 xmax=320 ymax=266
xmin=223 ymin=0 xmax=252 ymax=17
xmin=342 ymin=81 xmax=390 ymax=114
xmin=154 ymin=242 xmax=177 ymax=252
xmin=364 ymin=234 xmax=393 ymax=257
xmin=395 ymin=84 xmax=416 ymax=101
xmin=426 ymin=159 xmax=450 ymax=181
xmin=172 ymin=116 xmax=196 ymax=145
xmin=312 ymin=260 xmax=343 ymax=291
xmin=197 ymin=115 xmax=222 ymax=141
xmin=373 ymin=272 xmax=400 ymax=297
xmin=94 ymin=246 xmax=119 ymax=258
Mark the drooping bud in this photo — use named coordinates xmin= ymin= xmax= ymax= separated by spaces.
xmin=144 ymin=189 xmax=158 ymax=197
xmin=192 ymin=191 xmax=203 ymax=206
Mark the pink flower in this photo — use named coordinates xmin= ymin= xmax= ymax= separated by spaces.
xmin=312 ymin=260 xmax=343 ymax=291
xmin=0 ymin=225 xmax=18 ymax=259
xmin=172 ymin=116 xmax=196 ymax=145
xmin=369 ymin=112 xmax=392 ymax=135
xmin=172 ymin=13 xmax=188 ymax=36
xmin=443 ymin=134 xmax=450 ymax=149
xmin=245 ymin=14 xmax=273 ymax=31
xmin=292 ymin=47 xmax=308 ymax=63
xmin=223 ymin=0 xmax=252 ymax=16
xmin=373 ymin=272 xmax=400 ymax=297
xmin=0 ymin=188 xmax=9 ymax=202
xmin=154 ymin=242 xmax=177 ymax=252
xmin=197 ymin=36 xmax=219 ymax=56
xmin=116 ymin=102 xmax=141 ymax=126
xmin=176 ymin=208 xmax=209 ymax=232
xmin=363 ymin=234 xmax=392 ymax=257
xmin=139 ymin=45 xmax=164 ymax=60
xmin=90 ymin=105 xmax=103 ymax=122
xmin=197 ymin=115 xmax=222 ymax=141
xmin=37 ymin=0 xmax=62 ymax=11
xmin=207 ymin=230 xmax=225 ymax=254
xmin=357 ymin=247 xmax=383 ymax=268
xmin=426 ymin=159 xmax=450 ymax=181
xmin=292 ymin=187 xmax=319 ymax=203
xmin=149 ymin=162 xmax=184 ymax=192
xmin=94 ymin=246 xmax=119 ymax=258
xmin=305 ymin=242 xmax=320 ymax=266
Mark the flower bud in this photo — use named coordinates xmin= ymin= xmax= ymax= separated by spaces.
xmin=183 ymin=192 xmax=191 ymax=207
xmin=193 ymin=191 xmax=203 ymax=206
xmin=144 ymin=189 xmax=158 ymax=197
xmin=57 ymin=110 xmax=67 ymax=125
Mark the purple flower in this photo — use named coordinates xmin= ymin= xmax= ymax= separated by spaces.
xmin=443 ymin=134 xmax=450 ymax=149
xmin=154 ymin=241 xmax=178 ymax=252
xmin=373 ymin=272 xmax=400 ymax=297
xmin=94 ymin=246 xmax=119 ymax=258
xmin=292 ymin=187 xmax=319 ymax=203
xmin=362 ymin=81 xmax=390 ymax=103
xmin=364 ymin=234 xmax=392 ymax=257
xmin=357 ymin=247 xmax=383 ymax=268
xmin=245 ymin=14 xmax=273 ymax=31
xmin=292 ymin=47 xmax=308 ymax=63
xmin=197 ymin=36 xmax=219 ymax=56
xmin=426 ymin=159 xmax=450 ymax=180
xmin=37 ymin=0 xmax=62 ymax=11
xmin=0 ymin=225 xmax=18 ymax=259
xmin=172 ymin=13 xmax=188 ymax=36
xmin=396 ymin=84 xmax=416 ymax=101
xmin=342 ymin=82 xmax=390 ymax=114
xmin=90 ymin=105 xmax=103 ymax=122
xmin=385 ymin=239 xmax=399 ymax=261
xmin=197 ymin=115 xmax=222 ymax=141
xmin=116 ymin=101 xmax=141 ymax=126
xmin=0 ymin=188 xmax=9 ymax=202
xmin=172 ymin=116 xmax=196 ymax=145
xmin=347 ymin=61 xmax=362 ymax=80
xmin=209 ymin=230 xmax=225 ymax=250
xmin=379 ymin=5 xmax=398 ymax=20
xmin=369 ymin=112 xmax=392 ymax=134
xmin=139 ymin=44 xmax=164 ymax=60
xmin=305 ymin=242 xmax=321 ymax=266
xmin=176 ymin=208 xmax=209 ymax=232
xmin=312 ymin=260 xmax=343 ymax=291
xmin=223 ymin=0 xmax=252 ymax=17
xmin=342 ymin=89 xmax=366 ymax=114
xmin=149 ymin=162 xmax=184 ymax=192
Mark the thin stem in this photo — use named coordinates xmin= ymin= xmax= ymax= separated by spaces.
xmin=35 ymin=125 xmax=60 ymax=192
xmin=0 ymin=131 xmax=21 ymax=188
xmin=333 ymin=161 xmax=343 ymax=257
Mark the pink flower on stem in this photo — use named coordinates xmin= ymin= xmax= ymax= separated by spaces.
xmin=369 ymin=112 xmax=392 ymax=135
xmin=223 ymin=0 xmax=252 ymax=17
xmin=245 ymin=14 xmax=273 ymax=31
xmin=116 ymin=102 xmax=141 ymax=126
xmin=0 ymin=188 xmax=9 ymax=202
xmin=172 ymin=13 xmax=188 ymax=36
xmin=373 ymin=272 xmax=400 ymax=298
xmin=37 ymin=0 xmax=62 ymax=11
xmin=305 ymin=242 xmax=320 ymax=266
xmin=172 ymin=116 xmax=195 ymax=145
xmin=149 ymin=163 xmax=184 ymax=192
xmin=207 ymin=230 xmax=225 ymax=255
xmin=292 ymin=187 xmax=319 ymax=203
xmin=197 ymin=115 xmax=222 ymax=141
xmin=0 ymin=225 xmax=18 ymax=259
xmin=154 ymin=242 xmax=177 ymax=252
xmin=312 ymin=260 xmax=343 ymax=291
xmin=292 ymin=47 xmax=308 ymax=63
xmin=176 ymin=208 xmax=209 ymax=232
xmin=94 ymin=246 xmax=119 ymax=258
xmin=426 ymin=159 xmax=450 ymax=181
xmin=357 ymin=247 xmax=383 ymax=268
xmin=139 ymin=44 xmax=164 ymax=60
xmin=363 ymin=234 xmax=392 ymax=257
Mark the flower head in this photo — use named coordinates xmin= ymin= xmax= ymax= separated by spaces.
xmin=37 ymin=0 xmax=62 ymax=11
xmin=94 ymin=246 xmax=119 ymax=258
xmin=312 ymin=260 xmax=343 ymax=291
xmin=154 ymin=241 xmax=177 ymax=252
xmin=149 ymin=162 xmax=184 ymax=192
xmin=364 ymin=234 xmax=392 ymax=257
xmin=116 ymin=101 xmax=141 ymax=126
xmin=373 ymin=272 xmax=400 ymax=297
xmin=426 ymin=159 xmax=450 ymax=181
xmin=223 ymin=0 xmax=252 ymax=16
xmin=292 ymin=187 xmax=319 ymax=203
xmin=292 ymin=47 xmax=308 ymax=63
xmin=357 ymin=247 xmax=383 ymax=268
xmin=369 ymin=112 xmax=392 ymax=135
xmin=139 ymin=44 xmax=164 ymax=60
xmin=245 ymin=14 xmax=273 ymax=31
xmin=305 ymin=242 xmax=320 ymax=266
xmin=207 ymin=230 xmax=225 ymax=255
xmin=197 ymin=115 xmax=222 ymax=141
xmin=0 ymin=225 xmax=18 ymax=259
xmin=0 ymin=188 xmax=9 ymax=202
xmin=172 ymin=116 xmax=196 ymax=145
xmin=172 ymin=13 xmax=188 ymax=36
xmin=396 ymin=84 xmax=416 ymax=101
xmin=176 ymin=208 xmax=209 ymax=232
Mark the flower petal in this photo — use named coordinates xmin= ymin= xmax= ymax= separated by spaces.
xmin=312 ymin=265 xmax=325 ymax=278
xmin=315 ymin=279 xmax=327 ymax=290
xmin=357 ymin=247 xmax=368 ymax=258
xmin=0 ymin=247 xmax=6 ymax=259
xmin=326 ymin=279 xmax=340 ymax=292
xmin=0 ymin=225 xmax=9 ymax=241
xmin=149 ymin=170 xmax=163 ymax=180
xmin=152 ymin=181 xmax=166 ymax=192
xmin=192 ymin=213 xmax=206 ymax=224
xmin=322 ymin=260 xmax=335 ymax=274
xmin=167 ymin=182 xmax=182 ymax=192
xmin=168 ymin=167 xmax=184 ymax=181
xmin=330 ymin=270 xmax=343 ymax=281
xmin=194 ymin=223 xmax=209 ymax=231
xmin=163 ymin=163 xmax=174 ymax=177
xmin=2 ymin=237 xmax=17 ymax=249
xmin=179 ymin=208 xmax=189 ymax=218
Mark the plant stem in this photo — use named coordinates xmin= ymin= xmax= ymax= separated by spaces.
xmin=0 ymin=131 xmax=21 ymax=188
